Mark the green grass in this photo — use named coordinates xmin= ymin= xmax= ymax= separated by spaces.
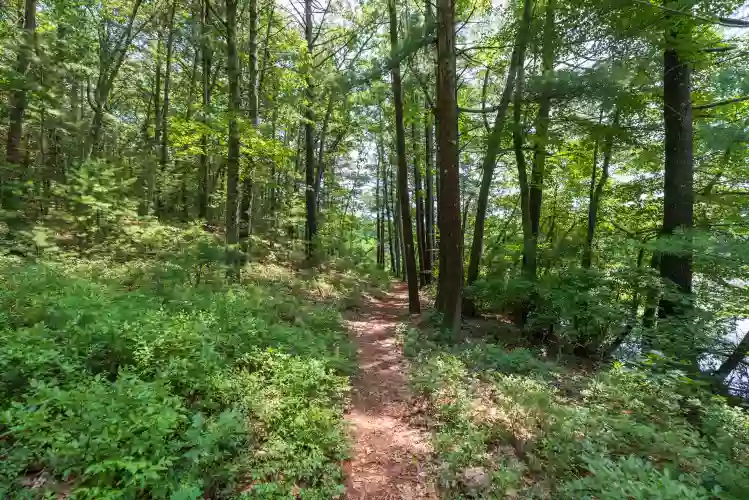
xmin=0 ymin=228 xmax=381 ymax=499
xmin=402 ymin=325 xmax=749 ymax=499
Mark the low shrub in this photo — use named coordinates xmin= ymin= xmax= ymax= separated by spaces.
xmin=0 ymin=242 xmax=362 ymax=498
xmin=405 ymin=328 xmax=749 ymax=499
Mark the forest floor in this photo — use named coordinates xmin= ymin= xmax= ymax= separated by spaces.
xmin=343 ymin=283 xmax=438 ymax=499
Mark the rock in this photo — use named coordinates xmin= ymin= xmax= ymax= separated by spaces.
xmin=460 ymin=466 xmax=491 ymax=490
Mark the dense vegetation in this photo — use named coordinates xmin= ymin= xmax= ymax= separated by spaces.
xmin=2 ymin=0 xmax=749 ymax=496
xmin=0 ymin=225 xmax=387 ymax=497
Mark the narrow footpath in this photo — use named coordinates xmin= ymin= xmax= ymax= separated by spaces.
xmin=343 ymin=283 xmax=437 ymax=499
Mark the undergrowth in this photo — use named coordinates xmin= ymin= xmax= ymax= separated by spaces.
xmin=402 ymin=325 xmax=749 ymax=499
xmin=0 ymin=222 xmax=386 ymax=499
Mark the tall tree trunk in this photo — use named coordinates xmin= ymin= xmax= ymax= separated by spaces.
xmin=391 ymin=156 xmax=402 ymax=278
xmin=512 ymin=0 xmax=533 ymax=327
xmin=465 ymin=20 xmax=526 ymax=315
xmin=388 ymin=0 xmax=420 ymax=312
xmin=435 ymin=0 xmax=461 ymax=331
xmin=157 ymin=0 xmax=177 ymax=217
xmin=582 ymin=107 xmax=619 ymax=269
xmin=383 ymin=149 xmax=396 ymax=273
xmin=304 ymin=0 xmax=317 ymax=260
xmin=424 ymin=96 xmax=434 ymax=284
xmin=225 ymin=0 xmax=242 ymax=277
xmin=240 ymin=0 xmax=259 ymax=245
xmin=150 ymin=26 xmax=163 ymax=214
xmin=527 ymin=0 xmax=555 ymax=282
xmin=412 ymin=122 xmax=427 ymax=287
xmin=659 ymin=11 xmax=694 ymax=321
xmin=198 ymin=0 xmax=212 ymax=219
xmin=3 ymin=0 xmax=36 ymax=225
xmin=376 ymin=140 xmax=384 ymax=268
xmin=5 ymin=0 xmax=36 ymax=168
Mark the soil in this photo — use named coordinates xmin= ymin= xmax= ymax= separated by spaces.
xmin=343 ymin=283 xmax=438 ymax=500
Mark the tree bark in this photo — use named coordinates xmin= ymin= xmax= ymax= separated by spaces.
xmin=157 ymin=0 xmax=177 ymax=217
xmin=527 ymin=0 xmax=555 ymax=282
xmin=198 ymin=0 xmax=212 ymax=219
xmin=582 ymin=107 xmax=619 ymax=269
xmin=714 ymin=330 xmax=749 ymax=381
xmin=304 ymin=0 xmax=317 ymax=260
xmin=659 ymin=11 xmax=694 ymax=320
xmin=435 ymin=0 xmax=461 ymax=331
xmin=412 ymin=122 xmax=427 ymax=287
xmin=388 ymin=0 xmax=419 ymax=310
xmin=383 ymin=152 xmax=396 ymax=273
xmin=465 ymin=18 xmax=526 ymax=315
xmin=424 ymin=96 xmax=434 ymax=284
xmin=5 ymin=0 xmax=36 ymax=168
xmin=3 ymin=0 xmax=36 ymax=221
xmin=376 ymin=139 xmax=385 ymax=269
xmin=512 ymin=0 xmax=534 ymax=327
xmin=240 ymin=0 xmax=260 ymax=244
xmin=225 ymin=0 xmax=242 ymax=278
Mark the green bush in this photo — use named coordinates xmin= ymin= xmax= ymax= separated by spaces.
xmin=404 ymin=328 xmax=749 ymax=499
xmin=0 ymin=246 xmax=360 ymax=498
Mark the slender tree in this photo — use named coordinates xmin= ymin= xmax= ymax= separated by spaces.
xmin=464 ymin=21 xmax=525 ymax=315
xmin=3 ymin=0 xmax=36 ymax=225
xmin=527 ymin=0 xmax=556 ymax=281
xmin=225 ymin=0 xmax=242 ymax=277
xmin=412 ymin=121 xmax=427 ymax=287
xmin=424 ymin=97 xmax=434 ymax=284
xmin=435 ymin=0 xmax=461 ymax=331
xmin=304 ymin=0 xmax=317 ymax=259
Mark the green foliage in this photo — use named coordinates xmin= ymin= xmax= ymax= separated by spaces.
xmin=404 ymin=327 xmax=749 ymax=499
xmin=0 ymin=224 xmax=364 ymax=497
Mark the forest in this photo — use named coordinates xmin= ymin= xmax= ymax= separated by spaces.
xmin=2 ymin=0 xmax=749 ymax=497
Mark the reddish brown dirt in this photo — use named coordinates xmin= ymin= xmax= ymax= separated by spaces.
xmin=343 ymin=283 xmax=437 ymax=500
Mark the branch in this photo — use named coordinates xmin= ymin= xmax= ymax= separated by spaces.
xmin=631 ymin=0 xmax=749 ymax=27
xmin=343 ymin=29 xmax=436 ymax=89
xmin=311 ymin=0 xmax=333 ymax=46
xmin=206 ymin=0 xmax=228 ymax=30
xmin=459 ymin=105 xmax=501 ymax=114
xmin=694 ymin=95 xmax=749 ymax=110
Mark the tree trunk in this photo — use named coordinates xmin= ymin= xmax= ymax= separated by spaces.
xmin=659 ymin=11 xmax=694 ymax=320
xmin=424 ymin=97 xmax=434 ymax=284
xmin=465 ymin=20 xmax=525 ymax=315
xmin=304 ymin=0 xmax=317 ymax=260
xmin=714 ymin=330 xmax=749 ymax=381
xmin=5 ymin=0 xmax=36 ymax=171
xmin=583 ymin=108 xmax=619 ymax=269
xmin=87 ymin=0 xmax=145 ymax=159
xmin=240 ymin=0 xmax=259 ymax=244
xmin=527 ymin=0 xmax=555 ymax=282
xmin=3 ymin=0 xmax=36 ymax=229
xmin=376 ymin=140 xmax=384 ymax=268
xmin=225 ymin=0 xmax=241 ymax=278
xmin=198 ymin=0 xmax=212 ymax=220
xmin=391 ymin=153 xmax=403 ymax=279
xmin=512 ymin=0 xmax=533 ymax=327
xmin=157 ymin=0 xmax=177 ymax=217
xmin=412 ymin=122 xmax=427 ymax=287
xmin=383 ymin=153 xmax=396 ymax=273
xmin=435 ymin=0 xmax=461 ymax=331
xmin=388 ymin=0 xmax=419 ymax=311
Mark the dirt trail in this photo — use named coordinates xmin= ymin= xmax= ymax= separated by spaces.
xmin=343 ymin=283 xmax=437 ymax=500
